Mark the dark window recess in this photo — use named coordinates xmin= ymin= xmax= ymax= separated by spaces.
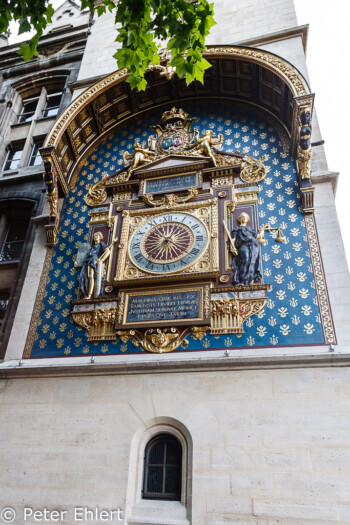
xmin=143 ymin=434 xmax=182 ymax=501
xmin=3 ymin=145 xmax=24 ymax=171
xmin=42 ymin=93 xmax=62 ymax=118
xmin=0 ymin=294 xmax=10 ymax=329
xmin=29 ymin=140 xmax=44 ymax=166
xmin=18 ymin=98 xmax=39 ymax=123
xmin=0 ymin=221 xmax=28 ymax=262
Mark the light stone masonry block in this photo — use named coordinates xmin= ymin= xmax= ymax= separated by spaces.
xmin=206 ymin=495 xmax=253 ymax=515
xmin=230 ymin=471 xmax=275 ymax=496
xmin=253 ymin=499 xmax=338 ymax=521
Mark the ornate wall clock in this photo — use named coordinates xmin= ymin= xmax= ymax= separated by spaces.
xmin=129 ymin=212 xmax=208 ymax=274
xmin=115 ymin=199 xmax=219 ymax=283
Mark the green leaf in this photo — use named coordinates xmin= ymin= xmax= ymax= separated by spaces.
xmin=45 ymin=4 xmax=54 ymax=24
xmin=195 ymin=57 xmax=212 ymax=71
xmin=17 ymin=42 xmax=33 ymax=62
xmin=18 ymin=18 xmax=31 ymax=35
xmin=169 ymin=55 xmax=185 ymax=67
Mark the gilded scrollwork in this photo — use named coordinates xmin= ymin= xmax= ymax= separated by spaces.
xmin=226 ymin=200 xmax=236 ymax=217
xmin=240 ymin=155 xmax=266 ymax=183
xmin=142 ymin=187 xmax=198 ymax=207
xmin=191 ymin=326 xmax=210 ymax=341
xmin=117 ymin=327 xmax=190 ymax=353
xmin=212 ymin=152 xmax=241 ymax=168
xmin=84 ymin=173 xmax=109 ymax=206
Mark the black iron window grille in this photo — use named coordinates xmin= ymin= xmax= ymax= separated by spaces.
xmin=143 ymin=433 xmax=182 ymax=501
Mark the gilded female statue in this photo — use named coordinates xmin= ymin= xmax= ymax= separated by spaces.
xmin=229 ymin=212 xmax=262 ymax=286
xmin=78 ymin=232 xmax=113 ymax=299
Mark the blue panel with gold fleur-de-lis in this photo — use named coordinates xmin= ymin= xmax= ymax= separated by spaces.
xmin=31 ymin=101 xmax=326 ymax=357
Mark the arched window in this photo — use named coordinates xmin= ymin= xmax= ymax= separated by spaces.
xmin=143 ymin=433 xmax=182 ymax=501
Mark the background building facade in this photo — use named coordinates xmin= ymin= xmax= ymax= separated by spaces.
xmin=0 ymin=1 xmax=349 ymax=524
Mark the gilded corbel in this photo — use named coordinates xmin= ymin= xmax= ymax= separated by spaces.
xmin=210 ymin=297 xmax=267 ymax=334
xmin=71 ymin=307 xmax=118 ymax=341
xmin=117 ymin=327 xmax=194 ymax=353
xmin=42 ymin=155 xmax=60 ymax=246
xmin=297 ymin=106 xmax=312 ymax=180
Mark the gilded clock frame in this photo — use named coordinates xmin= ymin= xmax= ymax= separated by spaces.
xmin=114 ymin=198 xmax=219 ymax=284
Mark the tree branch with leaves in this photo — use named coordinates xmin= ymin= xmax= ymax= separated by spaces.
xmin=0 ymin=0 xmax=215 ymax=91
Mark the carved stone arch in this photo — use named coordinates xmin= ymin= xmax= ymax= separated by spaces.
xmin=11 ymin=68 xmax=71 ymax=98
xmin=125 ymin=416 xmax=195 ymax=525
xmin=41 ymin=45 xmax=314 ymax=198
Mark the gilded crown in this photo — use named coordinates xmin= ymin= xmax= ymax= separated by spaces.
xmin=161 ymin=107 xmax=189 ymax=125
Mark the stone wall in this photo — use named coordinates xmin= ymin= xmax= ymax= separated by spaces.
xmin=0 ymin=365 xmax=349 ymax=524
xmin=77 ymin=0 xmax=298 ymax=85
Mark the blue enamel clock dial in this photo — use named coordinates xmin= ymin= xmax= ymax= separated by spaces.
xmin=129 ymin=212 xmax=208 ymax=274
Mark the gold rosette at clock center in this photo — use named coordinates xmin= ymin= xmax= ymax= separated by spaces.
xmin=140 ymin=222 xmax=195 ymax=264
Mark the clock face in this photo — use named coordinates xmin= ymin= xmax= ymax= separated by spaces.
xmin=129 ymin=212 xmax=208 ymax=274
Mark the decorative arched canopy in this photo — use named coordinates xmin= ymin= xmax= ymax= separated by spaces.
xmin=41 ymin=45 xmax=314 ymax=195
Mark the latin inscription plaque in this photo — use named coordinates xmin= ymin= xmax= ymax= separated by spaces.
xmin=145 ymin=173 xmax=196 ymax=194
xmin=127 ymin=291 xmax=199 ymax=323
xmin=118 ymin=285 xmax=210 ymax=328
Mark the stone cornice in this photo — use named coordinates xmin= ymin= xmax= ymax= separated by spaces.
xmin=233 ymin=24 xmax=309 ymax=53
xmin=0 ymin=352 xmax=349 ymax=379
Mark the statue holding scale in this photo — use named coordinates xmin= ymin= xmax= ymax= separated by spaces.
xmin=224 ymin=213 xmax=262 ymax=286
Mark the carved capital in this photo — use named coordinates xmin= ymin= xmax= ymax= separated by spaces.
xmin=72 ymin=307 xmax=118 ymax=341
xmin=210 ymin=297 xmax=267 ymax=334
